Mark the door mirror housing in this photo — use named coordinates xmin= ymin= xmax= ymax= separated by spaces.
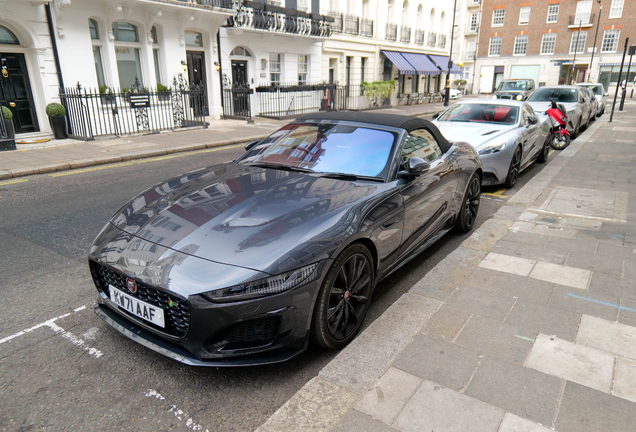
xmin=399 ymin=156 xmax=431 ymax=178
xmin=528 ymin=116 xmax=538 ymax=125
xmin=244 ymin=140 xmax=260 ymax=151
xmin=432 ymin=112 xmax=441 ymax=120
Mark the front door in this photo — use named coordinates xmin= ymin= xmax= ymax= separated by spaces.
xmin=186 ymin=51 xmax=208 ymax=116
xmin=0 ymin=53 xmax=39 ymax=133
xmin=231 ymin=60 xmax=249 ymax=117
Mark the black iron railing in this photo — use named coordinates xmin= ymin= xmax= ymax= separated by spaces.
xmin=438 ymin=34 xmax=447 ymax=48
xmin=0 ymin=105 xmax=6 ymax=139
xmin=60 ymin=75 xmax=207 ymax=140
xmin=360 ymin=18 xmax=373 ymax=37
xmin=386 ymin=23 xmax=397 ymax=41
xmin=228 ymin=2 xmax=333 ymax=37
xmin=327 ymin=11 xmax=343 ymax=32
xmin=569 ymin=13 xmax=595 ymax=26
xmin=222 ymin=84 xmax=254 ymax=120
xmin=414 ymin=29 xmax=425 ymax=45
xmin=187 ymin=0 xmax=234 ymax=8
xmin=428 ymin=32 xmax=437 ymax=46
xmin=255 ymin=82 xmax=336 ymax=118
xmin=400 ymin=26 xmax=411 ymax=43
xmin=345 ymin=14 xmax=359 ymax=35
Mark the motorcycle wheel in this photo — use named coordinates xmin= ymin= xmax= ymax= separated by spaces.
xmin=550 ymin=131 xmax=570 ymax=150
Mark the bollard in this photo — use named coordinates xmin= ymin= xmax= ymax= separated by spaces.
xmin=620 ymin=89 xmax=627 ymax=111
xmin=632 ymin=89 xmax=634 ymax=98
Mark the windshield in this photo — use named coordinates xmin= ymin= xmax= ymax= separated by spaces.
xmin=239 ymin=123 xmax=396 ymax=178
xmin=528 ymin=88 xmax=578 ymax=103
xmin=581 ymin=84 xmax=604 ymax=95
xmin=497 ymin=81 xmax=528 ymax=91
xmin=438 ymin=104 xmax=519 ymax=125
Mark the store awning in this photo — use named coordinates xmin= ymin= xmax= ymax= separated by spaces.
xmin=401 ymin=53 xmax=441 ymax=75
xmin=382 ymin=51 xmax=417 ymax=75
xmin=427 ymin=55 xmax=463 ymax=75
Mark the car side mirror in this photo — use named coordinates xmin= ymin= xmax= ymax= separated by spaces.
xmin=432 ymin=112 xmax=441 ymax=120
xmin=398 ymin=157 xmax=431 ymax=178
xmin=605 ymin=92 xmax=609 ymax=96
xmin=528 ymin=116 xmax=538 ymax=125
xmin=244 ymin=140 xmax=260 ymax=151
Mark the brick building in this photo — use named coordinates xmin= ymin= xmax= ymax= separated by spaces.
xmin=473 ymin=0 xmax=634 ymax=94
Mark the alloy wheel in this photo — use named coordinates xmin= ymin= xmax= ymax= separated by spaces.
xmin=463 ymin=177 xmax=481 ymax=229
xmin=505 ymin=147 xmax=522 ymax=188
xmin=326 ymin=253 xmax=372 ymax=341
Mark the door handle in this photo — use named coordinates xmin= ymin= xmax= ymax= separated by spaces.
xmin=9 ymin=102 xmax=16 ymax=107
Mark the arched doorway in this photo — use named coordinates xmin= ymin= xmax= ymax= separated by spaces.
xmin=0 ymin=24 xmax=39 ymax=134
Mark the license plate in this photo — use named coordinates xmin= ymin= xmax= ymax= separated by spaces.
xmin=109 ymin=285 xmax=165 ymax=328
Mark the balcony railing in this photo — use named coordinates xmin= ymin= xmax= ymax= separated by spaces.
xmin=228 ymin=3 xmax=333 ymax=37
xmin=438 ymin=34 xmax=447 ymax=48
xmin=360 ymin=18 xmax=373 ymax=37
xmin=344 ymin=14 xmax=359 ymax=34
xmin=465 ymin=23 xmax=478 ymax=34
xmin=400 ymin=26 xmax=411 ymax=43
xmin=467 ymin=50 xmax=476 ymax=60
xmin=386 ymin=23 xmax=397 ymax=41
xmin=569 ymin=13 xmax=595 ymax=27
xmin=183 ymin=0 xmax=233 ymax=9
xmin=414 ymin=29 xmax=425 ymax=45
xmin=327 ymin=11 xmax=343 ymax=32
xmin=428 ymin=32 xmax=437 ymax=46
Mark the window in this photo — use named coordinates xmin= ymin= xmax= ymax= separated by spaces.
xmin=298 ymin=54 xmax=309 ymax=85
xmin=463 ymin=66 xmax=471 ymax=80
xmin=297 ymin=0 xmax=310 ymax=12
xmin=361 ymin=57 xmax=366 ymax=83
xmin=569 ymin=31 xmax=587 ymax=54
xmin=489 ymin=36 xmax=502 ymax=56
xmin=609 ymin=0 xmax=624 ymax=18
xmin=151 ymin=26 xmax=161 ymax=86
xmin=113 ymin=22 xmax=143 ymax=89
xmin=574 ymin=0 xmax=592 ymax=25
xmin=514 ymin=34 xmax=528 ymax=55
xmin=230 ymin=46 xmax=251 ymax=56
xmin=89 ymin=20 xmax=105 ymax=88
xmin=519 ymin=6 xmax=531 ymax=25
xmin=112 ymin=21 xmax=139 ymax=42
xmin=541 ymin=33 xmax=557 ymax=54
xmin=547 ymin=4 xmax=559 ymax=23
xmin=492 ymin=9 xmax=505 ymax=26
xmin=89 ymin=19 xmax=100 ymax=39
xmin=402 ymin=129 xmax=443 ymax=163
xmin=185 ymin=31 xmax=203 ymax=47
xmin=0 ymin=25 xmax=19 ymax=45
xmin=470 ymin=13 xmax=478 ymax=32
xmin=601 ymin=29 xmax=620 ymax=52
xmin=467 ymin=40 xmax=476 ymax=58
xmin=270 ymin=53 xmax=281 ymax=85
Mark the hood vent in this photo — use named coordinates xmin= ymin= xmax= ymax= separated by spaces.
xmin=481 ymin=130 xmax=500 ymax=136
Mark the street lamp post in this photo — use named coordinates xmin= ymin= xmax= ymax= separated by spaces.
xmin=588 ymin=1 xmax=602 ymax=82
xmin=444 ymin=0 xmax=459 ymax=107
xmin=570 ymin=21 xmax=583 ymax=84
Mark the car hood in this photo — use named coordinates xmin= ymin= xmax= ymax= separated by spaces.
xmin=107 ymin=162 xmax=385 ymax=274
xmin=526 ymin=101 xmax=578 ymax=114
xmin=432 ymin=121 xmax=515 ymax=148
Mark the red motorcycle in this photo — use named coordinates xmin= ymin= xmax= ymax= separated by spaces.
xmin=547 ymin=100 xmax=570 ymax=150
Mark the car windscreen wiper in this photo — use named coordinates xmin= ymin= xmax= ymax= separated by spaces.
xmin=245 ymin=163 xmax=315 ymax=173
xmin=318 ymin=172 xmax=382 ymax=182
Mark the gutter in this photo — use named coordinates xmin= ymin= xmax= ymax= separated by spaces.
xmin=44 ymin=2 xmax=65 ymax=91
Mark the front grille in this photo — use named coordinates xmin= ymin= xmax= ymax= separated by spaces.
xmin=227 ymin=317 xmax=279 ymax=344
xmin=500 ymin=95 xmax=512 ymax=99
xmin=89 ymin=261 xmax=190 ymax=338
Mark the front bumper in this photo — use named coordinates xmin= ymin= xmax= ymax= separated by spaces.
xmin=92 ymin=259 xmax=330 ymax=367
xmin=476 ymin=148 xmax=514 ymax=186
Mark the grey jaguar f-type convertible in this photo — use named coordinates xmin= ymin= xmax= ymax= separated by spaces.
xmin=89 ymin=112 xmax=482 ymax=366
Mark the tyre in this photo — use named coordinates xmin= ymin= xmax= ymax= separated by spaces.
xmin=550 ymin=131 xmax=570 ymax=150
xmin=455 ymin=173 xmax=481 ymax=233
xmin=504 ymin=146 xmax=522 ymax=188
xmin=571 ymin=119 xmax=581 ymax=139
xmin=537 ymin=133 xmax=550 ymax=163
xmin=311 ymin=244 xmax=375 ymax=349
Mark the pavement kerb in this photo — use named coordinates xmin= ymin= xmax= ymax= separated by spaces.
xmin=256 ymin=117 xmax=607 ymax=432
xmin=2 ymin=134 xmax=269 ymax=179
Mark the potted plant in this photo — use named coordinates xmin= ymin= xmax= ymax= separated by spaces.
xmin=2 ymin=106 xmax=15 ymax=140
xmin=46 ymin=102 xmax=68 ymax=139
xmin=157 ymin=83 xmax=171 ymax=102
xmin=99 ymin=85 xmax=116 ymax=104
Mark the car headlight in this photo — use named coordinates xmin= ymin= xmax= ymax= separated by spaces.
xmin=478 ymin=142 xmax=506 ymax=155
xmin=491 ymin=95 xmax=498 ymax=100
xmin=200 ymin=263 xmax=320 ymax=303
xmin=516 ymin=95 xmax=523 ymax=101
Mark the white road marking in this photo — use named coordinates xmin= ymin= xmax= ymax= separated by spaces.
xmin=0 ymin=305 xmax=102 ymax=358
xmin=145 ymin=389 xmax=210 ymax=431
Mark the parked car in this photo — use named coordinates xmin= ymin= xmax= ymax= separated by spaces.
xmin=89 ymin=112 xmax=482 ymax=366
xmin=491 ymin=79 xmax=536 ymax=101
xmin=576 ymin=83 xmax=608 ymax=116
xmin=526 ymin=86 xmax=592 ymax=138
xmin=442 ymin=88 xmax=462 ymax=99
xmin=581 ymin=87 xmax=598 ymax=123
xmin=432 ymin=100 xmax=550 ymax=187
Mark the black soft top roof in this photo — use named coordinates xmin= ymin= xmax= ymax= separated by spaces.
xmin=293 ymin=112 xmax=451 ymax=152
